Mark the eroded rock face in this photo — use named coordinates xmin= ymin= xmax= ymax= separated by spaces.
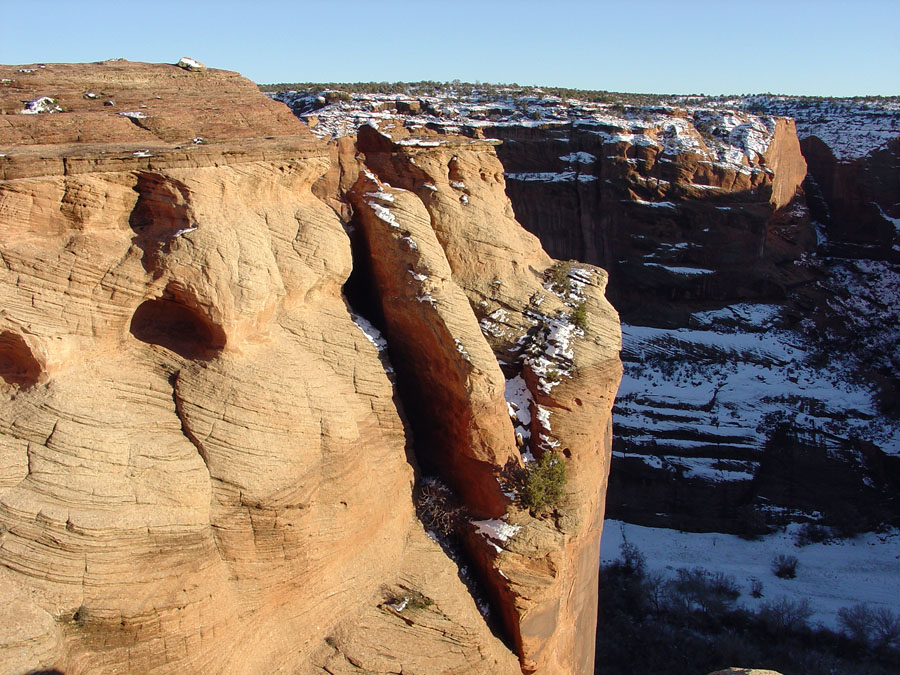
xmin=345 ymin=126 xmax=621 ymax=672
xmin=484 ymin=115 xmax=813 ymax=325
xmin=0 ymin=63 xmax=621 ymax=674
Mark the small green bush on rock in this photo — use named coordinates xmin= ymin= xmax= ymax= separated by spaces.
xmin=547 ymin=261 xmax=572 ymax=296
xmin=571 ymin=300 xmax=588 ymax=331
xmin=521 ymin=451 xmax=566 ymax=515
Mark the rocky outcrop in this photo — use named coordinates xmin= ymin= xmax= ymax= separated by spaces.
xmin=0 ymin=62 xmax=621 ymax=674
xmin=343 ymin=125 xmax=621 ymax=672
xmin=274 ymin=82 xmax=900 ymax=541
xmin=272 ymin=88 xmax=815 ymax=324
xmin=483 ymin=113 xmax=813 ymax=325
xmin=746 ymin=96 xmax=900 ymax=261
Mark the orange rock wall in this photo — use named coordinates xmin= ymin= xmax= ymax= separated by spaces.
xmin=0 ymin=62 xmax=621 ymax=674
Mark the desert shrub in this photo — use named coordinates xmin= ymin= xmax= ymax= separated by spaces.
xmin=571 ymin=300 xmax=588 ymax=331
xmin=520 ymin=451 xmax=566 ymax=515
xmin=758 ymin=596 xmax=813 ymax=634
xmin=794 ymin=522 xmax=832 ymax=546
xmin=771 ymin=553 xmax=799 ymax=579
xmin=840 ymin=603 xmax=877 ymax=645
xmin=596 ymin=543 xmax=900 ymax=675
xmin=415 ymin=478 xmax=462 ymax=536
xmin=323 ymin=90 xmax=352 ymax=103
xmin=872 ymin=607 xmax=900 ymax=651
xmin=406 ymin=591 xmax=434 ymax=611
xmin=546 ymin=260 xmax=572 ymax=296
xmin=749 ymin=577 xmax=764 ymax=598
xmin=613 ymin=540 xmax=647 ymax=578
xmin=601 ymin=541 xmax=654 ymax=619
xmin=642 ymin=570 xmax=669 ymax=615
xmin=839 ymin=603 xmax=900 ymax=651
xmin=666 ymin=567 xmax=741 ymax=616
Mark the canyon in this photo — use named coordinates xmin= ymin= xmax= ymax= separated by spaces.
xmin=0 ymin=62 xmax=621 ymax=673
xmin=274 ymin=84 xmax=900 ymax=541
xmin=1 ymin=59 xmax=898 ymax=675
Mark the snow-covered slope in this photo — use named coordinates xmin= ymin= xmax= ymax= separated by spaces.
xmin=272 ymin=87 xmax=786 ymax=177
xmin=616 ymin=304 xmax=900 ymax=469
xmin=743 ymin=95 xmax=900 ymax=161
xmin=269 ymin=85 xmax=900 ymax=162
xmin=601 ymin=519 xmax=900 ymax=629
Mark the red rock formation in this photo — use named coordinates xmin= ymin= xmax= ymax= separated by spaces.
xmin=0 ymin=62 xmax=621 ymax=674
xmin=484 ymin=115 xmax=814 ymax=325
xmin=340 ymin=125 xmax=621 ymax=672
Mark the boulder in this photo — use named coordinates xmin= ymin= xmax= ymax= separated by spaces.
xmin=176 ymin=56 xmax=206 ymax=72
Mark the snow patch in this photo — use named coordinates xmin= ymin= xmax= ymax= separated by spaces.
xmin=601 ymin=520 xmax=900 ymax=629
xmin=504 ymin=375 xmax=533 ymax=433
xmin=473 ymin=518 xmax=521 ymax=544
xmin=559 ymin=151 xmax=596 ymax=164
xmin=644 ymin=263 xmax=715 ymax=276
xmin=367 ymin=201 xmax=398 ymax=228
xmin=21 ymin=96 xmax=61 ymax=114
xmin=351 ymin=313 xmax=388 ymax=351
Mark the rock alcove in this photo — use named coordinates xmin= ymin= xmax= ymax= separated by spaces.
xmin=130 ymin=286 xmax=226 ymax=360
xmin=0 ymin=331 xmax=42 ymax=389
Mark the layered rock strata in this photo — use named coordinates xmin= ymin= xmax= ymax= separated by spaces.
xmin=483 ymin=114 xmax=812 ymax=325
xmin=0 ymin=62 xmax=621 ymax=674
xmin=343 ymin=125 xmax=621 ymax=671
xmin=274 ymin=85 xmax=900 ymax=538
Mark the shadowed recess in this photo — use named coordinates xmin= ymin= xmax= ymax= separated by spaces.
xmin=129 ymin=171 xmax=193 ymax=273
xmin=0 ymin=331 xmax=42 ymax=388
xmin=130 ymin=287 xmax=226 ymax=360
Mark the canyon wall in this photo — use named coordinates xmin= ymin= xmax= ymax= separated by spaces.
xmin=0 ymin=62 xmax=621 ymax=674
xmin=276 ymin=85 xmax=899 ymax=536
xmin=483 ymin=105 xmax=900 ymax=534
xmin=477 ymin=100 xmax=900 ymax=534
xmin=483 ymin=114 xmax=812 ymax=326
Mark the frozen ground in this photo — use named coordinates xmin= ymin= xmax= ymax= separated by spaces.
xmin=742 ymin=96 xmax=900 ymax=161
xmin=614 ymin=266 xmax=900 ymax=489
xmin=614 ymin=318 xmax=899 ymax=471
xmin=601 ymin=519 xmax=900 ymax=629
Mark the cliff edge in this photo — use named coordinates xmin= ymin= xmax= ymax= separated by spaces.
xmin=0 ymin=61 xmax=621 ymax=674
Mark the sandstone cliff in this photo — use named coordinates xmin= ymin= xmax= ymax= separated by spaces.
xmin=275 ymin=84 xmax=899 ymax=546
xmin=483 ymin=113 xmax=812 ymax=326
xmin=0 ymin=62 xmax=621 ymax=674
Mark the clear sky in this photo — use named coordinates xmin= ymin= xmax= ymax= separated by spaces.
xmin=2 ymin=0 xmax=898 ymax=96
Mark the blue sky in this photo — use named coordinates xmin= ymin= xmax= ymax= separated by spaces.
xmin=2 ymin=0 xmax=898 ymax=96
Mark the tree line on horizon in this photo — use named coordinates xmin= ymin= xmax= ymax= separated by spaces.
xmin=257 ymin=80 xmax=898 ymax=106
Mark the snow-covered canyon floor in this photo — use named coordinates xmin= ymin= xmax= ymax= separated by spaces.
xmin=601 ymin=519 xmax=900 ymax=629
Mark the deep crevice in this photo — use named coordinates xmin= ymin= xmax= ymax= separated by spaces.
xmin=413 ymin=477 xmax=516 ymax=652
xmin=342 ymin=216 xmax=419 ymax=474
xmin=342 ymin=219 xmax=388 ymax=337
xmin=341 ymin=200 xmax=516 ymax=653
xmin=169 ymin=370 xmax=209 ymax=468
